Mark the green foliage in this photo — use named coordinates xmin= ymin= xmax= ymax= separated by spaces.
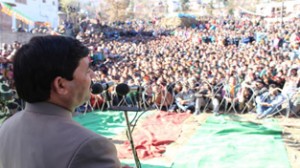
xmin=60 ymin=0 xmax=80 ymax=13
xmin=228 ymin=8 xmax=234 ymax=15
xmin=102 ymin=0 xmax=131 ymax=22
xmin=180 ymin=0 xmax=190 ymax=12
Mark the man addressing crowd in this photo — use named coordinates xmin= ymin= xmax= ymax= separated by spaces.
xmin=0 ymin=36 xmax=121 ymax=168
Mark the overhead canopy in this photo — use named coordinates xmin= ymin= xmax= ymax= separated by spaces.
xmin=0 ymin=2 xmax=34 ymax=25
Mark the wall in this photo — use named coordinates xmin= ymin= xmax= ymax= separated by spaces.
xmin=0 ymin=0 xmax=59 ymax=30
xmin=0 ymin=10 xmax=12 ymax=31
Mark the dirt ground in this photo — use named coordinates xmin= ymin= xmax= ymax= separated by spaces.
xmin=278 ymin=117 xmax=300 ymax=168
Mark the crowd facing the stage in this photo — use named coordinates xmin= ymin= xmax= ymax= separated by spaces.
xmin=1 ymin=16 xmax=300 ymax=119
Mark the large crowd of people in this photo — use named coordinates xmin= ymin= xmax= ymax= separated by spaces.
xmin=1 ymin=16 xmax=300 ymax=119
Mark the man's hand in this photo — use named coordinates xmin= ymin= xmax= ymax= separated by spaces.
xmin=260 ymin=102 xmax=271 ymax=107
xmin=180 ymin=100 xmax=187 ymax=105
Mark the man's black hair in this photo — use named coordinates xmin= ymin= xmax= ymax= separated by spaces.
xmin=13 ymin=35 xmax=89 ymax=103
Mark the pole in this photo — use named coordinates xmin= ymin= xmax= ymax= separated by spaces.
xmin=124 ymin=110 xmax=141 ymax=168
xmin=0 ymin=4 xmax=2 ymax=44
xmin=281 ymin=0 xmax=284 ymax=27
xmin=108 ymin=106 xmax=142 ymax=167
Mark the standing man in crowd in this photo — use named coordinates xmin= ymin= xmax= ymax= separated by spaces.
xmin=0 ymin=36 xmax=121 ymax=168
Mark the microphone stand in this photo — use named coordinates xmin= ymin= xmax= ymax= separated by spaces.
xmin=104 ymin=91 xmax=112 ymax=108
xmin=109 ymin=105 xmax=142 ymax=168
xmin=93 ymin=88 xmax=141 ymax=167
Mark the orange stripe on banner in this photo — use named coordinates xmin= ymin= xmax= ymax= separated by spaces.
xmin=1 ymin=7 xmax=13 ymax=16
xmin=1 ymin=2 xmax=34 ymax=25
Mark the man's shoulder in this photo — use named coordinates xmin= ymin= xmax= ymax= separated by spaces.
xmin=1 ymin=110 xmax=102 ymax=142
xmin=54 ymin=115 xmax=102 ymax=140
xmin=0 ymin=111 xmax=23 ymax=130
xmin=68 ymin=131 xmax=120 ymax=168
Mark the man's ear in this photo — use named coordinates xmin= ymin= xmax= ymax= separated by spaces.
xmin=52 ymin=76 xmax=68 ymax=95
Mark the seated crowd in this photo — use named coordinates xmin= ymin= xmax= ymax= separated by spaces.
xmin=0 ymin=16 xmax=300 ymax=119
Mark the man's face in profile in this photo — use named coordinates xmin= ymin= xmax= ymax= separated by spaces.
xmin=66 ymin=57 xmax=93 ymax=108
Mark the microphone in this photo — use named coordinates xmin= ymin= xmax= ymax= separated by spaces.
xmin=91 ymin=81 xmax=115 ymax=94
xmin=115 ymin=83 xmax=129 ymax=96
xmin=116 ymin=83 xmax=144 ymax=96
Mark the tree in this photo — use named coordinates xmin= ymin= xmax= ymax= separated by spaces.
xmin=220 ymin=0 xmax=237 ymax=16
xmin=226 ymin=0 xmax=238 ymax=16
xmin=60 ymin=0 xmax=81 ymax=15
xmin=180 ymin=0 xmax=190 ymax=12
xmin=60 ymin=0 xmax=81 ymax=22
xmin=206 ymin=0 xmax=214 ymax=16
xmin=102 ymin=0 xmax=131 ymax=22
